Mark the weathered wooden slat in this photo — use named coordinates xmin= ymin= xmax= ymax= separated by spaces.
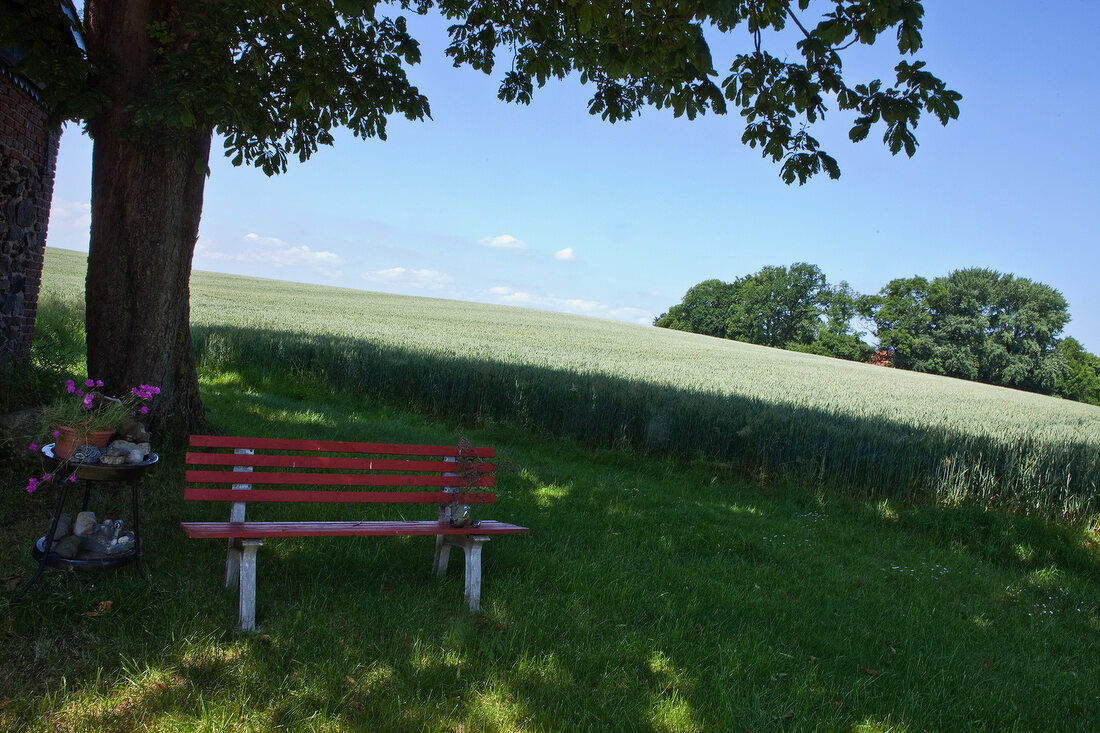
xmin=180 ymin=520 xmax=529 ymax=539
xmin=189 ymin=434 xmax=494 ymax=458
xmin=185 ymin=470 xmax=495 ymax=488
xmin=184 ymin=488 xmax=498 ymax=504
xmin=185 ymin=452 xmax=494 ymax=473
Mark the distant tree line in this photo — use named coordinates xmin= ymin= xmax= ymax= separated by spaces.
xmin=655 ymin=264 xmax=1100 ymax=406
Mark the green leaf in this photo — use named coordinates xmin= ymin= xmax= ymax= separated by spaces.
xmin=578 ymin=4 xmax=593 ymax=34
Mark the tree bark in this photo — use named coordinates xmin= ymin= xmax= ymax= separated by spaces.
xmin=84 ymin=0 xmax=209 ymax=442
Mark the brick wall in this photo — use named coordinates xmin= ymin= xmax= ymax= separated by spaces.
xmin=1 ymin=63 xmax=62 ymax=365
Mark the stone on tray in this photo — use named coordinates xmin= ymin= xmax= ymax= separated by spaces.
xmin=52 ymin=535 xmax=81 ymax=559
xmin=70 ymin=445 xmax=104 ymax=463
xmin=49 ymin=512 xmax=72 ymax=541
xmin=73 ymin=511 xmax=97 ymax=536
xmin=81 ymin=518 xmax=135 ymax=555
xmin=115 ymin=418 xmax=151 ymax=443
xmin=106 ymin=439 xmax=151 ymax=464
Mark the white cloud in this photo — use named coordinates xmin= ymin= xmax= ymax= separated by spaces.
xmin=478 ymin=234 xmax=528 ymax=250
xmin=553 ymin=247 xmax=575 ymax=261
xmin=45 ymin=197 xmax=91 ymax=251
xmin=194 ymin=234 xmax=225 ymax=259
xmin=482 ymin=286 xmax=654 ymax=325
xmin=193 ymin=232 xmax=344 ymax=277
xmin=363 ymin=267 xmax=454 ymax=291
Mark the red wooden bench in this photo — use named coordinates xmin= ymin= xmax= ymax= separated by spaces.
xmin=180 ymin=435 xmax=528 ymax=631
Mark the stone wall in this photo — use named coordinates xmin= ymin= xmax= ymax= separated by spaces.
xmin=0 ymin=62 xmax=61 ymax=365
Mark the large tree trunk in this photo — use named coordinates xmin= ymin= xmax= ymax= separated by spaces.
xmin=84 ymin=0 xmax=209 ymax=442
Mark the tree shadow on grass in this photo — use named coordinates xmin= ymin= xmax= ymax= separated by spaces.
xmin=192 ymin=324 xmax=1099 ymax=519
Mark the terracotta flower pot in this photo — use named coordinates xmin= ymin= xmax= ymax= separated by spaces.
xmin=52 ymin=425 xmax=115 ymax=461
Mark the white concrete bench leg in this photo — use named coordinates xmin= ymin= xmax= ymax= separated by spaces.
xmin=236 ymin=539 xmax=263 ymax=633
xmin=463 ymin=536 xmax=489 ymax=612
xmin=433 ymin=535 xmax=491 ymax=612
xmin=226 ymin=539 xmax=241 ymax=589
xmin=433 ymin=534 xmax=452 ymax=577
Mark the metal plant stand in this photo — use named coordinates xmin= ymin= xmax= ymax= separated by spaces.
xmin=10 ymin=444 xmax=158 ymax=604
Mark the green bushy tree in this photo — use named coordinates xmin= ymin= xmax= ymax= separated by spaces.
xmin=657 ymin=263 xmax=871 ymax=361
xmin=1055 ymin=338 xmax=1100 ymax=406
xmin=864 ymin=268 xmax=1069 ymax=393
xmin=726 ymin=262 xmax=828 ymax=348
xmin=654 ymin=279 xmax=736 ymax=338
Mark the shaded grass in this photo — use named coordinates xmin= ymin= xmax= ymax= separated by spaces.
xmin=3 ymin=374 xmax=1098 ymax=731
xmin=195 ymin=325 xmax=1100 ymax=519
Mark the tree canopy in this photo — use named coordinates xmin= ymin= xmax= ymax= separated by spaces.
xmin=656 ymin=264 xmax=1094 ymax=403
xmin=862 ymin=268 xmax=1069 ymax=393
xmin=652 ymin=279 xmax=736 ymax=338
xmin=4 ymin=0 xmax=962 ymax=182
xmin=725 ymin=262 xmax=829 ymax=347
xmin=1 ymin=0 xmax=962 ymax=438
xmin=655 ymin=262 xmax=871 ymax=361
xmin=1056 ymin=337 xmax=1100 ymax=407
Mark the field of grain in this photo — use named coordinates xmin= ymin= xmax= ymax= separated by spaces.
xmin=41 ymin=247 xmax=1100 ymax=516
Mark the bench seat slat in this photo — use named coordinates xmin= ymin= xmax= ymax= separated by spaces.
xmin=189 ymin=434 xmax=494 ymax=458
xmin=185 ymin=452 xmax=494 ymax=473
xmin=184 ymin=488 xmax=497 ymax=504
xmin=185 ymin=470 xmax=495 ymax=488
xmin=180 ymin=520 xmax=529 ymax=539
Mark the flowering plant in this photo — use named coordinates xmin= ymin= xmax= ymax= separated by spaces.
xmin=25 ymin=377 xmax=160 ymax=493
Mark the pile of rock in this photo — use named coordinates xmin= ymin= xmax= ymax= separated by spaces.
xmin=71 ymin=439 xmax=152 ymax=465
xmin=46 ymin=511 xmax=135 ymax=559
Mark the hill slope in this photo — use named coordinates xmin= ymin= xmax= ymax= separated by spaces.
xmin=41 ymin=247 xmax=1100 ymax=516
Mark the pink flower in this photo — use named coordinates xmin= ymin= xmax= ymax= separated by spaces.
xmin=26 ymin=478 xmax=39 ymax=493
xmin=52 ymin=430 xmax=60 ymax=438
xmin=28 ymin=443 xmax=39 ymax=452
xmin=85 ymin=379 xmax=95 ymax=387
xmin=75 ymin=390 xmax=84 ymax=398
xmin=83 ymin=394 xmax=94 ymax=409
xmin=65 ymin=380 xmax=76 ymax=393
xmin=95 ymin=379 xmax=104 ymax=387
xmin=67 ymin=474 xmax=78 ymax=483
xmin=140 ymin=406 xmax=149 ymax=414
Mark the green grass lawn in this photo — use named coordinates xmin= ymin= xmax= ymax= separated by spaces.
xmin=3 ymin=373 xmax=1098 ymax=731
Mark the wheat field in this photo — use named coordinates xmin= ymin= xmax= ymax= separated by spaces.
xmin=40 ymin=247 xmax=1100 ymax=516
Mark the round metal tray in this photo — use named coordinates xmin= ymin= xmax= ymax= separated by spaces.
xmin=32 ymin=536 xmax=137 ymax=571
xmin=42 ymin=443 xmax=159 ymax=481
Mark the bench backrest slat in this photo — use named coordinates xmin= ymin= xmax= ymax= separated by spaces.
xmin=184 ymin=488 xmax=497 ymax=504
xmin=186 ymin=470 xmax=494 ymax=488
xmin=185 ymin=452 xmax=494 ymax=474
xmin=189 ymin=434 xmax=494 ymax=458
xmin=185 ymin=435 xmax=497 ymax=507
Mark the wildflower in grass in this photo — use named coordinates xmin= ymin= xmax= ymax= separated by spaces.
xmin=26 ymin=473 xmax=52 ymax=494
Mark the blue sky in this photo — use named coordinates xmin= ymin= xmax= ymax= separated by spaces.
xmin=47 ymin=1 xmax=1100 ymax=351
